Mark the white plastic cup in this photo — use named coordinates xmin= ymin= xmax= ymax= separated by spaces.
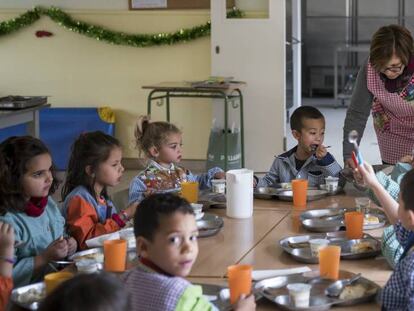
xmin=355 ymin=197 xmax=370 ymax=213
xmin=309 ymin=239 xmax=330 ymax=257
xmin=325 ymin=176 xmax=339 ymax=193
xmin=287 ymin=283 xmax=312 ymax=307
xmin=211 ymin=179 xmax=226 ymax=194
xmin=190 ymin=203 xmax=203 ymax=215
xmin=119 ymin=229 xmax=136 ymax=249
xmin=75 ymin=259 xmax=99 ymax=274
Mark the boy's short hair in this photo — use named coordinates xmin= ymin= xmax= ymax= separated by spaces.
xmin=290 ymin=106 xmax=325 ymax=132
xmin=134 ymin=193 xmax=194 ymax=241
xmin=400 ymin=169 xmax=414 ymax=211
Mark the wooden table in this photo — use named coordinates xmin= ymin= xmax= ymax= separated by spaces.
xmin=193 ymin=188 xmax=391 ymax=310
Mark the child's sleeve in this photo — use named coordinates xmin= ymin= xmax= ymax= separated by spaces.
xmin=0 ymin=276 xmax=12 ymax=311
xmin=366 ymin=171 xmax=400 ymax=207
xmin=66 ymin=196 xmax=120 ymax=249
xmin=187 ymin=167 xmax=224 ymax=190
xmin=257 ymin=158 xmax=280 ymax=187
xmin=315 ymin=152 xmax=342 ymax=178
xmin=128 ymin=175 xmax=147 ymax=205
xmin=394 ymin=221 xmax=412 ymax=245
xmin=380 ymin=255 xmax=414 ymax=310
xmin=175 ymin=285 xmax=219 ymax=311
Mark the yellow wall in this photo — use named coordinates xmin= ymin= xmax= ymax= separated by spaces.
xmin=0 ymin=9 xmax=212 ymax=159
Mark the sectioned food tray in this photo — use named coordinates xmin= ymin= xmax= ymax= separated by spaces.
xmin=11 ymin=282 xmax=45 ymax=310
xmin=254 ymin=186 xmax=319 ymax=200
xmin=254 ymin=270 xmax=380 ymax=310
xmin=68 ymin=247 xmax=104 ymax=261
xmin=197 ymin=213 xmax=224 ymax=238
xmin=300 ymin=208 xmax=386 ymax=232
xmin=279 ymin=232 xmax=381 ymax=264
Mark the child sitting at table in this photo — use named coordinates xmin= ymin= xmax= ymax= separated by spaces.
xmin=257 ymin=106 xmax=341 ymax=187
xmin=0 ymin=222 xmax=14 ymax=311
xmin=61 ymin=131 xmax=138 ymax=249
xmin=39 ymin=273 xmax=130 ymax=311
xmin=120 ymin=193 xmax=255 ymax=311
xmin=372 ymin=168 xmax=414 ymax=310
xmin=0 ymin=136 xmax=77 ymax=287
xmin=128 ymin=116 xmax=224 ymax=205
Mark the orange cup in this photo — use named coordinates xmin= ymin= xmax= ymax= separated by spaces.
xmin=227 ymin=264 xmax=252 ymax=304
xmin=44 ymin=272 xmax=73 ymax=294
xmin=344 ymin=211 xmax=364 ymax=239
xmin=181 ymin=181 xmax=199 ymax=203
xmin=103 ymin=239 xmax=127 ymax=272
xmin=292 ymin=179 xmax=308 ymax=208
xmin=319 ymin=245 xmax=341 ymax=280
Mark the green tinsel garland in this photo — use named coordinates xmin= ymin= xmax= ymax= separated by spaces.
xmin=0 ymin=6 xmax=244 ymax=47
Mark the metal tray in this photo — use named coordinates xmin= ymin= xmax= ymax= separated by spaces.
xmin=199 ymin=190 xmax=226 ymax=208
xmin=68 ymin=247 xmax=104 ymax=261
xmin=197 ymin=213 xmax=224 ymax=238
xmin=254 ymin=187 xmax=280 ymax=199
xmin=195 ymin=283 xmax=231 ymax=311
xmin=254 ymin=270 xmax=380 ymax=310
xmin=278 ymin=189 xmax=329 ymax=202
xmin=300 ymin=208 xmax=386 ymax=233
xmin=11 ymin=282 xmax=45 ymax=310
xmin=279 ymin=232 xmax=381 ymax=263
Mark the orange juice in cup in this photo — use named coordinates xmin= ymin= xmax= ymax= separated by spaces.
xmin=181 ymin=181 xmax=199 ymax=203
xmin=103 ymin=239 xmax=127 ymax=272
xmin=344 ymin=211 xmax=364 ymax=239
xmin=227 ymin=264 xmax=252 ymax=304
xmin=44 ymin=272 xmax=73 ymax=294
xmin=319 ymin=245 xmax=341 ymax=280
xmin=292 ymin=179 xmax=308 ymax=208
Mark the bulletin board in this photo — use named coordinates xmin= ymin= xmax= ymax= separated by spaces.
xmin=129 ymin=0 xmax=235 ymax=10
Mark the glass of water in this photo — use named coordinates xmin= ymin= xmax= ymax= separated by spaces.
xmin=355 ymin=197 xmax=370 ymax=214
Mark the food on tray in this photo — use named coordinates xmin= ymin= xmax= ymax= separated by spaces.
xmin=364 ymin=215 xmax=380 ymax=224
xmin=288 ymin=241 xmax=310 ymax=249
xmin=73 ymin=252 xmax=104 ymax=263
xmin=16 ymin=287 xmax=45 ymax=304
xmin=339 ymin=283 xmax=377 ymax=300
xmin=351 ymin=241 xmax=375 ymax=254
xmin=280 ymin=182 xmax=292 ymax=190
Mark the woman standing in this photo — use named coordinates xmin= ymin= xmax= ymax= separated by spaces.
xmin=343 ymin=24 xmax=414 ymax=166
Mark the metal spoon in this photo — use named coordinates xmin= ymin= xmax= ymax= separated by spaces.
xmin=325 ymin=273 xmax=362 ymax=297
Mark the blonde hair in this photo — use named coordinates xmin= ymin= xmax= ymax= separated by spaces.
xmin=134 ymin=116 xmax=181 ymax=157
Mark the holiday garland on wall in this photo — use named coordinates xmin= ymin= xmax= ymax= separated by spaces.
xmin=0 ymin=6 xmax=244 ymax=47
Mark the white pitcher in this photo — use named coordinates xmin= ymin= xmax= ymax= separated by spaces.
xmin=226 ymin=169 xmax=253 ymax=219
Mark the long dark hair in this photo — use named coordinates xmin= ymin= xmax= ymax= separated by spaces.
xmin=38 ymin=273 xmax=130 ymax=311
xmin=61 ymin=131 xmax=121 ymax=201
xmin=0 ymin=136 xmax=59 ymax=215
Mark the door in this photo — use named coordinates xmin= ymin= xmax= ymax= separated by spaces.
xmin=211 ymin=0 xmax=286 ymax=172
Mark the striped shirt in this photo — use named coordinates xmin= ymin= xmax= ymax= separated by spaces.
xmin=128 ymin=160 xmax=223 ymax=205
xmin=257 ymin=146 xmax=342 ymax=187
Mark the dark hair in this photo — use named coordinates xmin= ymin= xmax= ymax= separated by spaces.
xmin=0 ymin=136 xmax=59 ymax=215
xmin=135 ymin=116 xmax=181 ymax=158
xmin=38 ymin=273 xmax=130 ymax=311
xmin=400 ymin=169 xmax=414 ymax=211
xmin=370 ymin=24 xmax=414 ymax=71
xmin=290 ymin=106 xmax=324 ymax=132
xmin=61 ymin=131 xmax=121 ymax=201
xmin=134 ymin=193 xmax=194 ymax=241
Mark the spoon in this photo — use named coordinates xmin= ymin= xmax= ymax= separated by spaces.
xmin=348 ymin=130 xmax=363 ymax=165
xmin=325 ymin=273 xmax=362 ymax=297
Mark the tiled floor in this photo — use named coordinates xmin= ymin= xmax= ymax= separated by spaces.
xmin=287 ymin=97 xmax=381 ymax=167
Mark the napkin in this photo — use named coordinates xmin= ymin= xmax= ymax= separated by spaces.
xmin=252 ymin=266 xmax=312 ymax=281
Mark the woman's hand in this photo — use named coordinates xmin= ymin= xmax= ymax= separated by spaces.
xmin=124 ymin=202 xmax=139 ymax=219
xmin=233 ymin=294 xmax=256 ymax=311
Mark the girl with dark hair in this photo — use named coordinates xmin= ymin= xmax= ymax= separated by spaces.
xmin=0 ymin=136 xmax=77 ymax=287
xmin=39 ymin=273 xmax=130 ymax=311
xmin=61 ymin=131 xmax=137 ymax=249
